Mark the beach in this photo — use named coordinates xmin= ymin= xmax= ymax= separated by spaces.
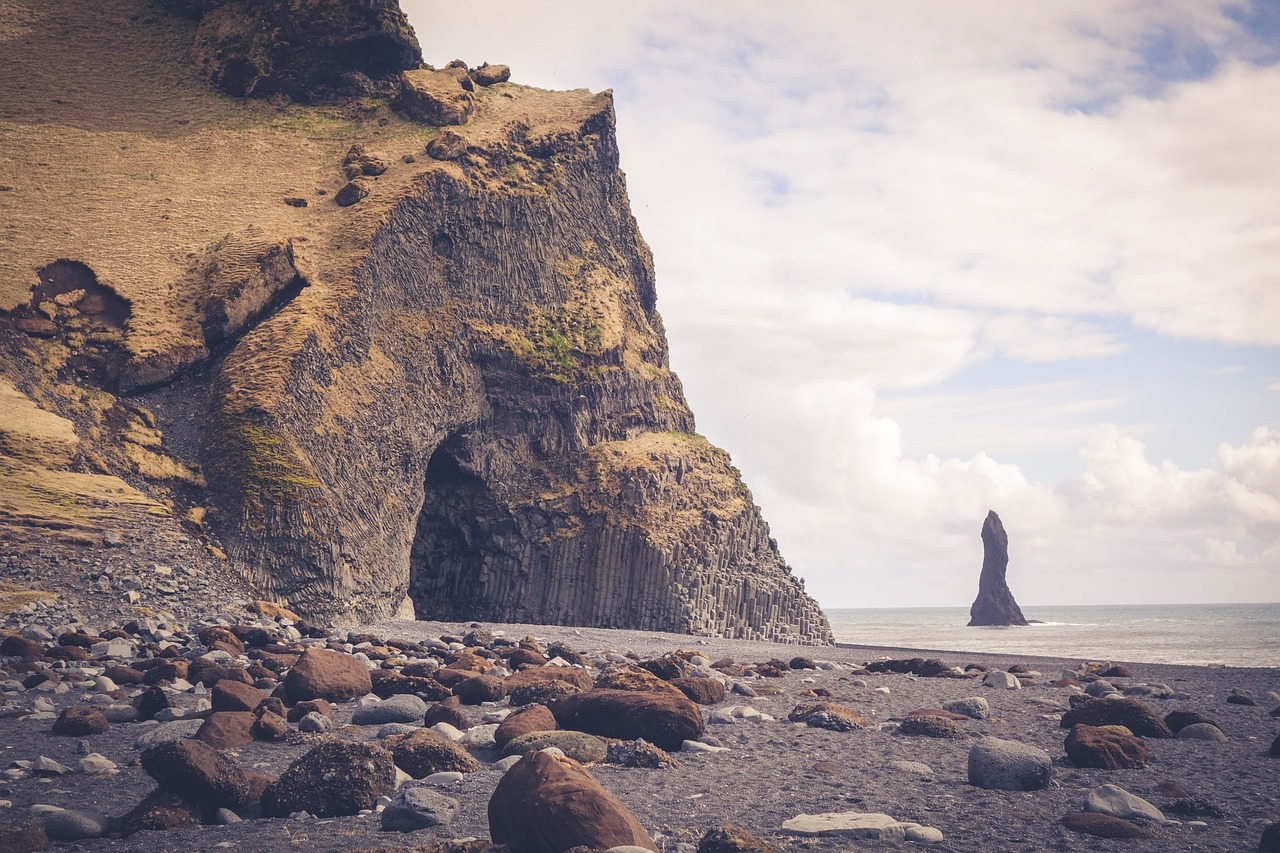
xmin=1 ymin=614 xmax=1277 ymax=852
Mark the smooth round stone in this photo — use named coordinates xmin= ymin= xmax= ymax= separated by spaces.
xmin=133 ymin=719 xmax=203 ymax=749
xmin=297 ymin=711 xmax=332 ymax=733
xmin=380 ymin=788 xmax=459 ymax=831
xmin=1177 ymin=723 xmax=1228 ymax=742
xmin=904 ymin=825 xmax=944 ymax=843
xmin=377 ymin=722 xmax=420 ymax=738
xmin=422 ymin=771 xmax=465 ymax=785
xmin=43 ymin=808 xmax=108 ymax=840
xmin=942 ymin=697 xmax=990 ymax=720
xmin=214 ymin=808 xmax=242 ymax=824
xmin=77 ymin=753 xmax=117 ymax=774
xmin=102 ymin=705 xmax=139 ymax=723
xmin=887 ymin=760 xmax=934 ymax=776
xmin=352 ymin=694 xmax=427 ymax=725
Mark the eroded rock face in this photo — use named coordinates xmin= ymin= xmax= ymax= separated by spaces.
xmin=968 ymin=510 xmax=1028 ymax=627
xmin=203 ymin=84 xmax=831 ymax=644
xmin=185 ymin=0 xmax=423 ymax=101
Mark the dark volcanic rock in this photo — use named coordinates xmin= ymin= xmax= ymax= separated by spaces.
xmin=1064 ymin=724 xmax=1149 ymax=769
xmin=119 ymin=790 xmax=199 ymax=837
xmin=551 ymin=689 xmax=703 ymax=751
xmin=263 ymin=741 xmax=396 ymax=818
xmin=968 ymin=510 xmax=1028 ymax=626
xmin=386 ymin=728 xmax=483 ymax=778
xmin=788 ymin=702 xmax=870 ymax=732
xmin=283 ymin=647 xmax=372 ymax=702
xmin=494 ymin=703 xmax=558 ymax=748
xmin=0 ymin=822 xmax=48 ymax=852
xmin=488 ymin=751 xmax=657 ymax=852
xmin=1058 ymin=811 xmax=1154 ymax=839
xmin=1060 ymin=697 xmax=1173 ymax=738
xmin=185 ymin=0 xmax=422 ymax=102
xmin=140 ymin=739 xmax=251 ymax=813
xmin=51 ymin=706 xmax=108 ymax=735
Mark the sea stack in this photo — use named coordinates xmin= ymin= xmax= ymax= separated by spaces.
xmin=968 ymin=510 xmax=1028 ymax=627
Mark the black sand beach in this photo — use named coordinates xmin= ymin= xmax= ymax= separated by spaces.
xmin=2 ymin=615 xmax=1277 ymax=852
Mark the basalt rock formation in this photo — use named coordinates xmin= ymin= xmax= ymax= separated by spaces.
xmin=0 ymin=0 xmax=831 ymax=643
xmin=967 ymin=510 xmax=1028 ymax=627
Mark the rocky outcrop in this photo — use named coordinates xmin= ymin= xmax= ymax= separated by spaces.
xmin=0 ymin=0 xmax=831 ymax=644
xmin=184 ymin=0 xmax=423 ymax=101
xmin=967 ymin=510 xmax=1028 ymax=627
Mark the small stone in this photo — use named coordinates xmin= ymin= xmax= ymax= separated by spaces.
xmin=33 ymin=756 xmax=73 ymax=776
xmin=284 ymin=197 xmax=308 ymax=208
xmin=782 ymin=811 xmax=905 ymax=841
xmin=942 ymin=696 xmax=990 ymax=720
xmin=78 ymin=753 xmax=117 ymax=774
xmin=298 ymin=711 xmax=332 ymax=733
xmin=51 ymin=707 xmax=108 ymax=735
xmin=887 ymin=760 xmax=933 ymax=775
xmin=1059 ymin=811 xmax=1154 ymax=839
xmin=334 ymin=178 xmax=371 ymax=207
xmin=904 ymin=825 xmax=944 ymax=843
xmin=214 ymin=807 xmax=242 ymax=824
xmin=1177 ymin=722 xmax=1228 ymax=742
xmin=983 ymin=671 xmax=1022 ymax=690
xmin=967 ymin=737 xmax=1052 ymax=791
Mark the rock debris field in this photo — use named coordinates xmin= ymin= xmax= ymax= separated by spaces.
xmin=0 ymin=602 xmax=1278 ymax=852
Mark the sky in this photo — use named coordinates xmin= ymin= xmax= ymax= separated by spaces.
xmin=401 ymin=1 xmax=1280 ymax=609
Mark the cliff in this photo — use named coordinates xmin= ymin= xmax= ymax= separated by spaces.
xmin=968 ymin=510 xmax=1028 ymax=627
xmin=0 ymin=0 xmax=831 ymax=643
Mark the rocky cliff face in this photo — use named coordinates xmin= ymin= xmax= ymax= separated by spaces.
xmin=0 ymin=0 xmax=831 ymax=642
xmin=968 ymin=510 xmax=1028 ymax=627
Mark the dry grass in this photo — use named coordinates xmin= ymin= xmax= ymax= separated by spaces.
xmin=0 ymin=581 xmax=58 ymax=614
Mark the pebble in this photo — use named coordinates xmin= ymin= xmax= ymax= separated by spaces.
xmin=430 ymin=722 xmax=465 ymax=741
xmin=33 ymin=756 xmax=72 ymax=776
xmin=942 ymin=697 xmax=990 ymax=720
xmin=983 ymin=671 xmax=1022 ymax=690
xmin=215 ymin=808 xmax=242 ymax=824
xmin=681 ymin=740 xmax=729 ymax=753
xmin=887 ymin=760 xmax=933 ymax=775
xmin=1084 ymin=784 xmax=1165 ymax=823
xmin=1177 ymin=723 xmax=1228 ymax=742
xmin=77 ymin=753 xmax=117 ymax=774
xmin=422 ymin=771 xmax=465 ymax=785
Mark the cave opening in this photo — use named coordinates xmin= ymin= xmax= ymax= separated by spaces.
xmin=408 ymin=435 xmax=520 ymax=621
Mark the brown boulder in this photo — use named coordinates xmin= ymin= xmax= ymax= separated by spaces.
xmin=263 ymin=741 xmax=396 ymax=818
xmin=1060 ymin=697 xmax=1173 ymax=738
xmin=594 ymin=666 xmax=683 ymax=696
xmin=0 ymin=635 xmax=44 ymax=659
xmin=119 ymin=790 xmax=198 ymax=837
xmin=51 ymin=706 xmax=108 ymax=736
xmin=672 ymin=677 xmax=726 ymax=705
xmin=551 ymin=689 xmax=703 ymax=751
xmin=788 ymin=702 xmax=870 ymax=732
xmin=198 ymin=626 xmax=245 ymax=655
xmin=508 ymin=678 xmax=582 ymax=707
xmin=699 ymin=824 xmax=780 ymax=853
xmin=140 ymin=739 xmax=251 ymax=812
xmin=426 ymin=696 xmax=470 ymax=730
xmin=396 ymin=68 xmax=475 ymax=126
xmin=103 ymin=665 xmax=145 ymax=685
xmin=470 ymin=64 xmax=510 ymax=87
xmin=504 ymin=648 xmax=548 ymax=669
xmin=495 ymin=704 xmax=558 ymax=748
xmin=454 ymin=674 xmax=505 ymax=705
xmin=0 ymin=821 xmax=48 ymax=852
xmin=896 ymin=716 xmax=968 ymax=739
xmin=505 ymin=666 xmax=594 ymax=694
xmin=196 ymin=711 xmax=255 ymax=750
xmin=1064 ymin=724 xmax=1149 ymax=769
xmin=212 ymin=680 xmax=264 ymax=712
xmin=142 ymin=659 xmax=189 ymax=685
xmin=370 ymin=670 xmax=451 ymax=701
xmin=488 ymin=751 xmax=657 ymax=852
xmin=285 ymin=698 xmax=332 ymax=722
xmin=1058 ymin=811 xmax=1154 ymax=839
xmin=284 ymin=648 xmax=372 ymax=703
xmin=1164 ymin=710 xmax=1219 ymax=734
xmin=386 ymin=728 xmax=483 ymax=778
xmin=252 ymin=711 xmax=289 ymax=741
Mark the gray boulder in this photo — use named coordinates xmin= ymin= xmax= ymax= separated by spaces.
xmin=42 ymin=809 xmax=108 ymax=841
xmin=967 ymin=737 xmax=1052 ymax=791
xmin=942 ymin=697 xmax=990 ymax=720
xmin=353 ymin=695 xmax=427 ymax=725
xmin=1083 ymin=784 xmax=1165 ymax=822
xmin=380 ymin=787 xmax=459 ymax=831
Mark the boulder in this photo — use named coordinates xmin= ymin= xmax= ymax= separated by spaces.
xmin=386 ymin=728 xmax=483 ymax=778
xmin=1177 ymin=722 xmax=1228 ymax=742
xmin=195 ymin=711 xmax=255 ymax=750
xmin=605 ymin=739 xmax=679 ymax=769
xmin=426 ymin=696 xmax=470 ymax=730
xmin=495 ymin=703 xmax=558 ymax=748
xmin=140 ymin=739 xmax=251 ymax=813
xmin=51 ymin=706 xmax=108 ymax=735
xmin=396 ymin=68 xmax=475 ymax=126
xmin=942 ymin=696 xmax=991 ymax=720
xmin=352 ymin=694 xmax=427 ymax=725
xmin=1064 ymin=724 xmax=1149 ymax=769
xmin=967 ymin=737 xmax=1053 ymax=791
xmin=1060 ymin=697 xmax=1173 ymax=738
xmin=118 ymin=790 xmax=199 ymax=837
xmin=334 ymin=178 xmax=371 ymax=207
xmin=672 ymin=677 xmax=726 ymax=705
xmin=503 ymin=730 xmax=608 ymax=764
xmin=425 ymin=130 xmax=469 ymax=161
xmin=504 ymin=665 xmax=594 ymax=694
xmin=470 ymin=64 xmax=511 ymax=87
xmin=1058 ymin=812 xmax=1154 ymax=839
xmin=895 ymin=716 xmax=967 ymax=739
xmin=0 ymin=822 xmax=48 ymax=852
xmin=594 ymin=666 xmax=684 ymax=696
xmin=1083 ymin=783 xmax=1165 ymax=822
xmin=1164 ymin=710 xmax=1218 ymax=734
xmin=488 ymin=751 xmax=657 ymax=852
xmin=454 ymin=674 xmax=505 ymax=704
xmin=787 ymin=702 xmax=869 ymax=732
xmin=263 ymin=741 xmax=396 ymax=818
xmin=698 ymin=824 xmax=780 ymax=853
xmin=283 ymin=647 xmax=372 ymax=703
xmin=551 ymin=689 xmax=704 ymax=751
xmin=983 ymin=670 xmax=1021 ymax=690
xmin=370 ymin=671 xmax=452 ymax=701
xmin=211 ymin=680 xmax=263 ymax=712
xmin=381 ymin=786 xmax=460 ymax=831
xmin=251 ymin=710 xmax=289 ymax=741
xmin=285 ymin=698 xmax=332 ymax=722
xmin=188 ymin=0 xmax=422 ymax=101
xmin=967 ymin=510 xmax=1028 ymax=626
xmin=41 ymin=809 xmax=108 ymax=841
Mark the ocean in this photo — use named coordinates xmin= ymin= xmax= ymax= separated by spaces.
xmin=826 ymin=603 xmax=1280 ymax=668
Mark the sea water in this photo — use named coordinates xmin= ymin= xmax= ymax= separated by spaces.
xmin=826 ymin=603 xmax=1280 ymax=668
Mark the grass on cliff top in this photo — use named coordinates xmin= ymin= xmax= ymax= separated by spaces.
xmin=0 ymin=581 xmax=58 ymax=615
